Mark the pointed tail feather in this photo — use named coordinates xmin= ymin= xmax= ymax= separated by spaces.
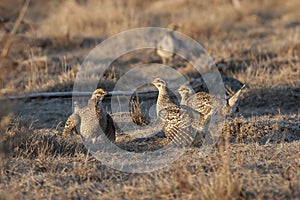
xmin=228 ymin=84 xmax=246 ymax=107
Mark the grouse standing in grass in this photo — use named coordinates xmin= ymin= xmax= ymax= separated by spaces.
xmin=63 ymin=89 xmax=116 ymax=143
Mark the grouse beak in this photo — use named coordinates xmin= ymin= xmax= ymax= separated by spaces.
xmin=176 ymin=86 xmax=185 ymax=92
xmin=150 ymin=80 xmax=156 ymax=86
xmin=243 ymin=84 xmax=250 ymax=90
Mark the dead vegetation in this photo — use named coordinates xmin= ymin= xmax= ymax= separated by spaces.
xmin=0 ymin=114 xmax=299 ymax=199
xmin=0 ymin=0 xmax=299 ymax=199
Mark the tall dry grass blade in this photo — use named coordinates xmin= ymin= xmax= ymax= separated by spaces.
xmin=1 ymin=0 xmax=31 ymax=57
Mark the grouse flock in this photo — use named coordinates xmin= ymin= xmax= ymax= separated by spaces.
xmin=63 ymin=78 xmax=245 ymax=146
xmin=62 ymin=24 xmax=246 ymax=146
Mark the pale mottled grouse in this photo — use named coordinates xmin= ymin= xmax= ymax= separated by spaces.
xmin=177 ymin=85 xmax=214 ymax=126
xmin=63 ymin=89 xmax=116 ymax=143
xmin=177 ymin=84 xmax=246 ymax=126
xmin=156 ymin=23 xmax=179 ymax=65
xmin=151 ymin=78 xmax=196 ymax=146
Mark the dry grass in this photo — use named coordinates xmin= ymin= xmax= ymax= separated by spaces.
xmin=0 ymin=114 xmax=299 ymax=199
xmin=0 ymin=0 xmax=299 ymax=199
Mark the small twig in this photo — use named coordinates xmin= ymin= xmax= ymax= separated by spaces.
xmin=20 ymin=56 xmax=48 ymax=66
xmin=1 ymin=80 xmax=197 ymax=101
xmin=1 ymin=0 xmax=31 ymax=57
xmin=232 ymin=0 xmax=241 ymax=10
xmin=0 ymin=90 xmax=159 ymax=101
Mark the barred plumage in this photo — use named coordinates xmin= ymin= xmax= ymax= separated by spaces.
xmin=177 ymin=86 xmax=213 ymax=126
xmin=177 ymin=84 xmax=246 ymax=127
xmin=62 ymin=89 xmax=116 ymax=143
xmin=62 ymin=101 xmax=80 ymax=136
xmin=62 ymin=112 xmax=80 ymax=136
xmin=151 ymin=78 xmax=195 ymax=146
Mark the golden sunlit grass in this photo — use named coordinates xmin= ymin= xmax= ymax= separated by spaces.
xmin=0 ymin=114 xmax=299 ymax=199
